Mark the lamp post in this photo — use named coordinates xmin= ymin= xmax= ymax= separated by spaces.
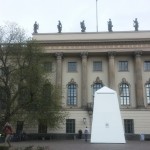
xmin=83 ymin=118 xmax=86 ymax=124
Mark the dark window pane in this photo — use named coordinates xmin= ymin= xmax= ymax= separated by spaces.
xmin=66 ymin=119 xmax=75 ymax=133
xmin=68 ymin=62 xmax=77 ymax=72
xmin=124 ymin=119 xmax=134 ymax=133
xmin=67 ymin=84 xmax=77 ymax=106
xmin=144 ymin=61 xmax=150 ymax=71
xmin=43 ymin=62 xmax=52 ymax=72
xmin=93 ymin=83 xmax=103 ymax=100
xmin=16 ymin=121 xmax=24 ymax=134
xmin=93 ymin=61 xmax=102 ymax=71
xmin=38 ymin=120 xmax=47 ymax=133
xmin=120 ymin=83 xmax=130 ymax=105
xmin=146 ymin=83 xmax=150 ymax=104
xmin=119 ymin=61 xmax=128 ymax=71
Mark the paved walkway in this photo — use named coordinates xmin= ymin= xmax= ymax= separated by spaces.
xmin=1 ymin=140 xmax=150 ymax=150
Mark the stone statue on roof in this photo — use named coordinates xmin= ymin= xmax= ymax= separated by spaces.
xmin=33 ymin=21 xmax=39 ymax=34
xmin=133 ymin=18 xmax=139 ymax=31
xmin=108 ymin=19 xmax=113 ymax=32
xmin=57 ymin=20 xmax=62 ymax=33
xmin=80 ymin=20 xmax=86 ymax=32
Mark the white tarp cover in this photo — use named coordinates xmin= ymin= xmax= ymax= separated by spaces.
xmin=91 ymin=86 xmax=126 ymax=143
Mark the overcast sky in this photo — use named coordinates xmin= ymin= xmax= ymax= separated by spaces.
xmin=0 ymin=0 xmax=150 ymax=36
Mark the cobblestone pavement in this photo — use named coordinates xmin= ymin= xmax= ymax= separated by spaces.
xmin=1 ymin=140 xmax=150 ymax=150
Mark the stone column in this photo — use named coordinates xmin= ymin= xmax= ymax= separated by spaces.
xmin=134 ymin=51 xmax=144 ymax=108
xmin=108 ymin=51 xmax=116 ymax=90
xmin=81 ymin=52 xmax=88 ymax=108
xmin=55 ymin=52 xmax=63 ymax=87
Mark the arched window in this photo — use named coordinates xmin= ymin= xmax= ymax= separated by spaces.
xmin=92 ymin=77 xmax=103 ymax=100
xmin=119 ymin=78 xmax=130 ymax=106
xmin=67 ymin=79 xmax=77 ymax=106
xmin=145 ymin=82 xmax=150 ymax=104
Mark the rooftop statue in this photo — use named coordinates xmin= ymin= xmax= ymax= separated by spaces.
xmin=33 ymin=21 xmax=39 ymax=34
xmin=80 ymin=20 xmax=86 ymax=32
xmin=57 ymin=20 xmax=62 ymax=33
xmin=108 ymin=19 xmax=113 ymax=32
xmin=133 ymin=18 xmax=139 ymax=31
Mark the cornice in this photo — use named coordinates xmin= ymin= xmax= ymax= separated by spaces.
xmin=33 ymin=31 xmax=150 ymax=44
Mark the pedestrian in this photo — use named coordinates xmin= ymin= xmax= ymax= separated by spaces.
xmin=84 ymin=126 xmax=89 ymax=142
xmin=3 ymin=122 xmax=13 ymax=147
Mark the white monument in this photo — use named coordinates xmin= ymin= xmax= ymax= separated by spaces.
xmin=91 ymin=86 xmax=126 ymax=143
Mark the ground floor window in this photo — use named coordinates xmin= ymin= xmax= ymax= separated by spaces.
xmin=66 ymin=119 xmax=75 ymax=133
xmin=124 ymin=119 xmax=134 ymax=133
xmin=16 ymin=121 xmax=24 ymax=134
xmin=38 ymin=120 xmax=47 ymax=133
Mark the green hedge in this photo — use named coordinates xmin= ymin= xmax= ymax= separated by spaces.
xmin=0 ymin=146 xmax=9 ymax=150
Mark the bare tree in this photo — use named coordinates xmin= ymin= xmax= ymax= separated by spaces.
xmin=0 ymin=23 xmax=66 ymax=131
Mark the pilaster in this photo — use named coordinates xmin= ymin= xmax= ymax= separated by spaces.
xmin=134 ymin=51 xmax=144 ymax=108
xmin=81 ymin=52 xmax=88 ymax=108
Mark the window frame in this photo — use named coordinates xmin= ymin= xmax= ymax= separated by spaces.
xmin=43 ymin=62 xmax=52 ymax=73
xmin=38 ymin=119 xmax=47 ymax=133
xmin=119 ymin=81 xmax=130 ymax=106
xmin=118 ymin=61 xmax=128 ymax=72
xmin=144 ymin=61 xmax=150 ymax=71
xmin=66 ymin=119 xmax=75 ymax=133
xmin=93 ymin=61 xmax=102 ymax=72
xmin=68 ymin=62 xmax=77 ymax=72
xmin=124 ymin=119 xmax=134 ymax=134
xmin=67 ymin=83 xmax=77 ymax=106
xmin=145 ymin=83 xmax=150 ymax=104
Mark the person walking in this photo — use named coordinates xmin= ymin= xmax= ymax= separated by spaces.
xmin=84 ymin=126 xmax=89 ymax=142
xmin=3 ymin=122 xmax=13 ymax=147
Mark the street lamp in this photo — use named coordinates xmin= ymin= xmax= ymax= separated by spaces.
xmin=83 ymin=118 xmax=86 ymax=124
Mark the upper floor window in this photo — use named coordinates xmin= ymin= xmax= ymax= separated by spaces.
xmin=144 ymin=61 xmax=150 ymax=71
xmin=67 ymin=79 xmax=77 ymax=106
xmin=66 ymin=119 xmax=75 ymax=133
xmin=145 ymin=83 xmax=150 ymax=104
xmin=68 ymin=62 xmax=77 ymax=72
xmin=43 ymin=62 xmax=52 ymax=72
xmin=93 ymin=61 xmax=102 ymax=71
xmin=119 ymin=79 xmax=130 ymax=106
xmin=119 ymin=61 xmax=128 ymax=71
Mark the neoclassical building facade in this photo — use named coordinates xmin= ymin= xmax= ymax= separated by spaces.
xmin=28 ymin=31 xmax=150 ymax=136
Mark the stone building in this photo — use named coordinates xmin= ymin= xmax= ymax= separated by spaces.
xmin=11 ymin=31 xmax=150 ymax=138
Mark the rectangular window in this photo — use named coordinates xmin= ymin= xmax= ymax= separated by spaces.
xmin=146 ymin=83 xmax=150 ymax=104
xmin=124 ymin=119 xmax=134 ymax=133
xmin=119 ymin=61 xmax=128 ymax=71
xmin=43 ymin=62 xmax=52 ymax=72
xmin=38 ymin=120 xmax=47 ymax=133
xmin=67 ymin=84 xmax=77 ymax=105
xmin=66 ymin=119 xmax=75 ymax=133
xmin=144 ymin=61 xmax=150 ymax=71
xmin=16 ymin=121 xmax=24 ymax=134
xmin=93 ymin=61 xmax=102 ymax=71
xmin=68 ymin=62 xmax=77 ymax=72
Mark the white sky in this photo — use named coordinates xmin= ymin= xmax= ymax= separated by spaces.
xmin=0 ymin=0 xmax=150 ymax=36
